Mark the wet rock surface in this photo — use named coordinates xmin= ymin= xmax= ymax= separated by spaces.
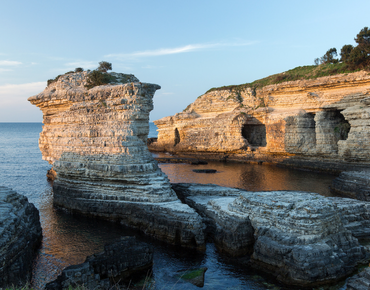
xmin=331 ymin=170 xmax=370 ymax=201
xmin=46 ymin=237 xmax=153 ymax=290
xmin=0 ymin=186 xmax=42 ymax=287
xmin=28 ymin=72 xmax=205 ymax=248
xmin=172 ymin=183 xmax=370 ymax=287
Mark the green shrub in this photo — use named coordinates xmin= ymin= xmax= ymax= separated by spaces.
xmin=75 ymin=67 xmax=84 ymax=72
xmin=85 ymin=70 xmax=112 ymax=89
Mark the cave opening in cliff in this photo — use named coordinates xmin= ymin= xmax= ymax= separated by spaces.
xmin=174 ymin=128 xmax=180 ymax=146
xmin=242 ymin=123 xmax=267 ymax=147
xmin=333 ymin=110 xmax=350 ymax=141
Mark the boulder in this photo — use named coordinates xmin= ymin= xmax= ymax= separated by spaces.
xmin=46 ymin=237 xmax=153 ymax=290
xmin=0 ymin=186 xmax=42 ymax=287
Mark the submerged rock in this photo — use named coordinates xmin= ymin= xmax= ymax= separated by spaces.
xmin=178 ymin=267 xmax=208 ymax=287
xmin=0 ymin=186 xmax=42 ymax=287
xmin=172 ymin=183 xmax=370 ymax=287
xmin=46 ymin=237 xmax=153 ymax=290
xmin=192 ymin=169 xmax=217 ymax=173
xmin=331 ymin=170 xmax=370 ymax=201
xmin=28 ymin=72 xmax=205 ymax=249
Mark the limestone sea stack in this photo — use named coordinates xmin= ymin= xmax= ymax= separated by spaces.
xmin=28 ymin=71 xmax=205 ymax=249
xmin=0 ymin=186 xmax=42 ymax=287
xmin=150 ymin=72 xmax=370 ymax=172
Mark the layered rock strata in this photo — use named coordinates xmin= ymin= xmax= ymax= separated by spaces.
xmin=0 ymin=186 xmax=42 ymax=287
xmin=151 ymin=72 xmax=370 ymax=171
xmin=28 ymin=72 xmax=205 ymax=248
xmin=46 ymin=237 xmax=153 ymax=290
xmin=172 ymin=183 xmax=370 ymax=287
xmin=346 ymin=267 xmax=370 ymax=290
xmin=331 ymin=170 xmax=370 ymax=201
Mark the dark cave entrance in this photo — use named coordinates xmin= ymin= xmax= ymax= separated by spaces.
xmin=242 ymin=124 xmax=267 ymax=147
xmin=174 ymin=128 xmax=180 ymax=146
xmin=332 ymin=110 xmax=350 ymax=142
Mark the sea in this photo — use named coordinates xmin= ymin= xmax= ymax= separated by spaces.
xmin=0 ymin=122 xmax=346 ymax=290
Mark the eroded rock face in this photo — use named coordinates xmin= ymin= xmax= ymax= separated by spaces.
xmin=331 ymin=170 xmax=370 ymax=201
xmin=46 ymin=237 xmax=153 ymax=290
xmin=151 ymin=72 xmax=370 ymax=169
xmin=28 ymin=72 xmax=205 ymax=248
xmin=346 ymin=267 xmax=370 ymax=290
xmin=0 ymin=186 xmax=42 ymax=287
xmin=172 ymin=183 xmax=370 ymax=287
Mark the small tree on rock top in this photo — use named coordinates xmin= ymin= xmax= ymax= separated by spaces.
xmin=340 ymin=45 xmax=354 ymax=62
xmin=97 ymin=61 xmax=112 ymax=73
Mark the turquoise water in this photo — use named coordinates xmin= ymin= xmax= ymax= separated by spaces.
xmin=0 ymin=123 xmax=343 ymax=289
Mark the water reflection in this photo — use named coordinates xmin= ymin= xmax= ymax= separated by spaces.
xmin=157 ymin=158 xmax=335 ymax=196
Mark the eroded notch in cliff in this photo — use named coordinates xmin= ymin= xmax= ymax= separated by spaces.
xmin=333 ymin=110 xmax=350 ymax=142
xmin=242 ymin=122 xmax=267 ymax=147
xmin=174 ymin=128 xmax=181 ymax=146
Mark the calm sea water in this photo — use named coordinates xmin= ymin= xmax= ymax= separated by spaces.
xmin=0 ymin=123 xmax=344 ymax=290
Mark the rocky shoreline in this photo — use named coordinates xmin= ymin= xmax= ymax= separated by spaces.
xmin=27 ymin=70 xmax=370 ymax=288
xmin=0 ymin=186 xmax=42 ymax=288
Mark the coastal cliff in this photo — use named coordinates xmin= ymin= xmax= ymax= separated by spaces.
xmin=28 ymin=71 xmax=205 ymax=248
xmin=151 ymin=71 xmax=370 ymax=171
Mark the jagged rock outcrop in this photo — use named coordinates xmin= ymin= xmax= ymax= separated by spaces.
xmin=0 ymin=186 xmax=42 ymax=287
xmin=346 ymin=267 xmax=370 ymax=290
xmin=172 ymin=183 xmax=370 ymax=287
xmin=151 ymin=72 xmax=370 ymax=171
xmin=331 ymin=170 xmax=370 ymax=201
xmin=46 ymin=237 xmax=153 ymax=290
xmin=28 ymin=71 xmax=205 ymax=249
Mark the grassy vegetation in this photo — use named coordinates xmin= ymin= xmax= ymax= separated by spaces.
xmin=206 ymin=62 xmax=364 ymax=94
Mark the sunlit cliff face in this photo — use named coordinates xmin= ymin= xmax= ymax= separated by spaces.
xmin=152 ymin=71 xmax=370 ymax=163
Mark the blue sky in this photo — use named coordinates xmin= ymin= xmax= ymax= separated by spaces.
xmin=0 ymin=0 xmax=369 ymax=122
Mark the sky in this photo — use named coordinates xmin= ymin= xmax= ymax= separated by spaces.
xmin=0 ymin=0 xmax=369 ymax=122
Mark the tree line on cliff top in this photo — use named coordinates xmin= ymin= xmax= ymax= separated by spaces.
xmin=315 ymin=27 xmax=370 ymax=70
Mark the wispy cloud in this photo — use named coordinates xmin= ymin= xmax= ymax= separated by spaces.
xmin=0 ymin=82 xmax=46 ymax=105
xmin=0 ymin=60 xmax=22 ymax=66
xmin=0 ymin=68 xmax=12 ymax=72
xmin=105 ymin=41 xmax=257 ymax=60
xmin=0 ymin=82 xmax=45 ymax=122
